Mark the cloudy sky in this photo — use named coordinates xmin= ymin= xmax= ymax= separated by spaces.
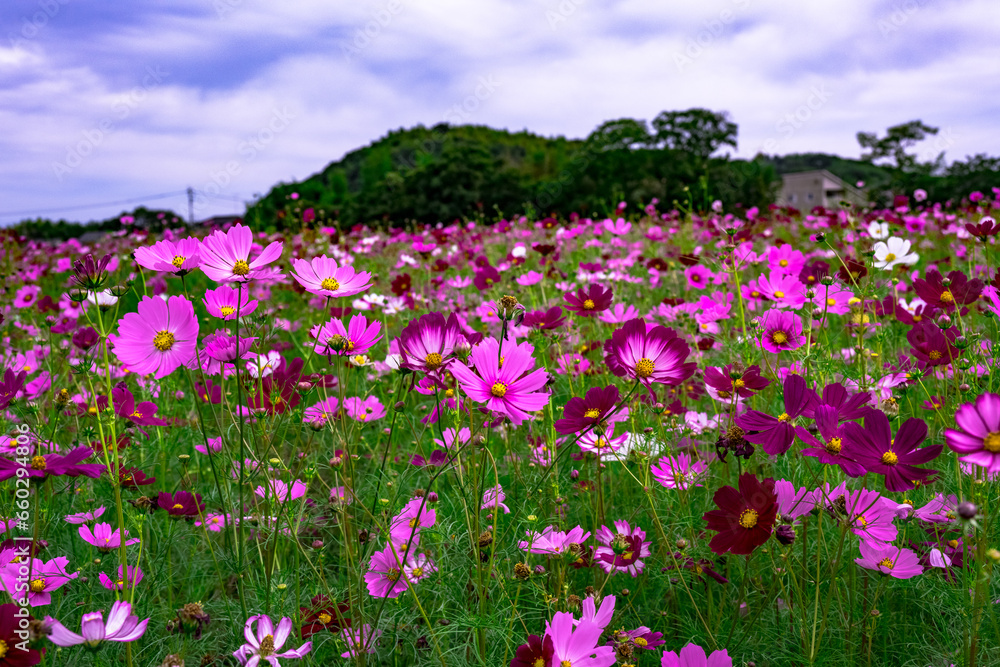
xmin=2 ymin=0 xmax=999 ymax=225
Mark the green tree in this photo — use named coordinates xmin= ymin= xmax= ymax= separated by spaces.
xmin=856 ymin=120 xmax=939 ymax=171
xmin=651 ymin=108 xmax=738 ymax=159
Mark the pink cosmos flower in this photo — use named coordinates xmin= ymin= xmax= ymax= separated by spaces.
xmin=389 ymin=497 xmax=436 ymax=548
xmin=0 ymin=555 xmax=78 ymax=606
xmin=759 ymin=309 xmax=805 ymax=354
xmin=403 ymin=553 xmax=436 ymax=583
xmin=603 ymin=318 xmax=696 ymax=388
xmin=303 ymin=397 xmax=339 ymax=426
xmin=201 ymin=332 xmax=257 ymax=364
xmin=481 ymin=484 xmax=510 ymax=514
xmin=195 ymin=513 xmax=228 ymax=532
xmin=195 ymin=437 xmax=224 ymax=456
xmin=854 ymin=542 xmax=923 ymax=579
xmin=651 ymin=453 xmax=707 ymax=490
xmin=255 ymin=479 xmax=308 ymax=504
xmin=344 ymin=396 xmax=386 ymax=422
xmin=98 ymin=565 xmax=143 ymax=591
xmin=944 ymin=392 xmax=1000 ymax=473
xmin=232 ymin=614 xmax=312 ymax=665
xmin=64 ymin=507 xmax=106 ymax=524
xmin=844 ymin=488 xmax=898 ymax=547
xmin=290 ymin=255 xmax=373 ymax=298
xmin=545 ymin=610 xmax=617 ymax=667
xmin=310 ymin=315 xmax=383 ymax=356
xmin=45 ymin=600 xmax=149 ymax=648
xmin=364 ymin=543 xmax=409 ymax=598
xmin=78 ymin=523 xmax=140 ymax=553
xmin=594 ymin=520 xmax=651 ymax=577
xmin=684 ymin=265 xmax=714 ymax=290
xmin=598 ymin=303 xmax=641 ymax=324
xmin=133 ymin=237 xmax=202 ymax=274
xmin=812 ymin=283 xmax=855 ymax=315
xmin=767 ymin=244 xmax=806 ymax=275
xmin=198 ymin=224 xmax=283 ymax=283
xmin=13 ymin=285 xmax=41 ymax=309
xmin=397 ymin=311 xmax=468 ymax=374
xmin=774 ymin=480 xmax=816 ymax=520
xmin=204 ymin=285 xmax=258 ymax=320
xmin=661 ymin=643 xmax=734 ymax=667
xmin=449 ymin=336 xmax=549 ymax=426
xmin=113 ymin=295 xmax=199 ymax=378
xmin=518 ymin=525 xmax=591 ymax=555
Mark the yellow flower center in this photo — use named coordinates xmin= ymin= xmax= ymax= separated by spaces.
xmin=386 ymin=568 xmax=401 ymax=582
xmin=854 ymin=514 xmax=868 ymax=528
xmin=983 ymin=432 xmax=1000 ymax=453
xmin=490 ymin=382 xmax=507 ymax=398
xmin=584 ymin=408 xmax=601 ymax=419
xmin=425 ymin=352 xmax=443 ymax=369
xmin=739 ymin=508 xmax=758 ymax=529
xmin=583 ymin=299 xmax=595 ymax=310
xmin=445 ymin=388 xmax=454 ymax=398
xmin=771 ymin=331 xmax=789 ymax=345
xmin=153 ymin=330 xmax=175 ymax=351
xmin=318 ymin=612 xmax=332 ymax=624
xmin=826 ymin=297 xmax=837 ymax=306
xmin=533 ymin=660 xmax=545 ymax=667
xmin=232 ymin=259 xmax=250 ymax=276
xmin=634 ymin=637 xmax=648 ymax=647
xmin=172 ymin=255 xmax=186 ymax=268
xmin=774 ymin=290 xmax=785 ymax=298
xmin=826 ymin=437 xmax=842 ymax=453
xmin=928 ymin=350 xmax=942 ymax=360
xmin=0 ymin=640 xmax=7 ymax=658
xmin=734 ymin=379 xmax=746 ymax=389
xmin=29 ymin=578 xmax=45 ymax=593
xmin=881 ymin=451 xmax=898 ymax=465
xmin=321 ymin=277 xmax=341 ymax=291
xmin=220 ymin=306 xmax=235 ymax=316
xmin=948 ymin=539 xmax=959 ymax=548
xmin=561 ymin=661 xmax=572 ymax=667
xmin=878 ymin=557 xmax=894 ymax=570
xmin=779 ymin=259 xmax=789 ymax=267
xmin=940 ymin=290 xmax=954 ymax=303
xmin=778 ymin=413 xmax=790 ymax=422
xmin=635 ymin=358 xmax=655 ymax=378
xmin=411 ymin=567 xmax=424 ymax=578
xmin=883 ymin=252 xmax=897 ymax=262
xmin=31 ymin=456 xmax=46 ymax=471
xmin=259 ymin=634 xmax=275 ymax=657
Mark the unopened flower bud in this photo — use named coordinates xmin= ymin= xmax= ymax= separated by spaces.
xmin=775 ymin=525 xmax=796 ymax=546
xmin=675 ymin=538 xmax=688 ymax=549
xmin=958 ymin=501 xmax=978 ymax=520
xmin=570 ymin=469 xmax=579 ymax=480
xmin=820 ymin=275 xmax=835 ymax=286
xmin=427 ymin=492 xmax=439 ymax=503
xmin=814 ymin=233 xmax=826 ymax=243
xmin=311 ymin=540 xmax=323 ymax=549
xmin=936 ymin=315 xmax=952 ymax=329
xmin=394 ymin=401 xmax=405 ymax=412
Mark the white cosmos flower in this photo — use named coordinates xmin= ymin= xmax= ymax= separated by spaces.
xmin=873 ymin=237 xmax=919 ymax=270
xmin=86 ymin=289 xmax=118 ymax=307
xmin=867 ymin=220 xmax=890 ymax=240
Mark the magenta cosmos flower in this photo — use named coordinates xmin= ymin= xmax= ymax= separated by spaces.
xmin=945 ymin=393 xmax=1000 ymax=474
xmin=0 ymin=446 xmax=104 ymax=482
xmin=0 ymin=555 xmax=78 ymax=606
xmin=99 ymin=565 xmax=143 ymax=591
xmin=397 ymin=311 xmax=467 ymax=373
xmin=114 ymin=295 xmax=199 ymax=378
xmin=759 ymin=309 xmax=805 ymax=354
xmin=133 ymin=237 xmax=201 ymax=274
xmin=735 ymin=374 xmax=815 ymax=456
xmin=594 ymin=520 xmax=651 ymax=577
xmin=204 ymin=284 xmax=258 ymax=320
xmin=854 ymin=542 xmax=923 ymax=579
xmin=651 ymin=453 xmax=707 ymax=490
xmin=661 ymin=643 xmax=733 ymax=667
xmin=842 ymin=410 xmax=942 ymax=492
xmin=232 ymin=614 xmax=312 ymax=666
xmin=603 ymin=318 xmax=696 ymax=388
xmin=563 ymin=283 xmax=613 ymax=316
xmin=78 ymin=523 xmax=140 ymax=552
xmin=449 ymin=336 xmax=549 ymax=426
xmin=199 ymin=224 xmax=283 ymax=283
xmin=290 ymin=255 xmax=373 ymax=298
xmin=518 ymin=525 xmax=591 ymax=555
xmin=364 ymin=543 xmax=409 ymax=598
xmin=310 ymin=315 xmax=382 ymax=356
xmin=344 ymin=396 xmax=386 ymax=422
xmin=45 ymin=600 xmax=149 ymax=648
xmin=545 ymin=609 xmax=617 ymax=667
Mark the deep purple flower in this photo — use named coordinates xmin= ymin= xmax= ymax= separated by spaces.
xmin=603 ymin=318 xmax=696 ymax=388
xmin=71 ymin=327 xmax=100 ymax=350
xmin=907 ymin=320 xmax=959 ymax=368
xmin=913 ymin=269 xmax=983 ymax=310
xmin=796 ymin=405 xmax=865 ymax=476
xmin=702 ymin=473 xmax=777 ymax=555
xmin=563 ymin=283 xmax=613 ymax=316
xmin=736 ymin=374 xmax=815 ymax=456
xmin=0 ymin=369 xmax=28 ymax=410
xmin=157 ymin=491 xmax=205 ymax=518
xmin=510 ymin=634 xmax=554 ymax=667
xmin=800 ymin=382 xmax=870 ymax=421
xmin=842 ymin=410 xmax=942 ymax=492
xmin=473 ymin=265 xmax=501 ymax=290
xmin=554 ymin=385 xmax=626 ymax=435
xmin=522 ymin=306 xmax=567 ymax=331
xmin=71 ymin=253 xmax=113 ymax=290
xmin=0 ymin=446 xmax=104 ymax=482
xmin=97 ymin=383 xmax=168 ymax=426
xmin=703 ymin=364 xmax=770 ymax=401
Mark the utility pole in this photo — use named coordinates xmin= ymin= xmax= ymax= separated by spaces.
xmin=187 ymin=187 xmax=194 ymax=224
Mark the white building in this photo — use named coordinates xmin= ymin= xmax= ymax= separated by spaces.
xmin=777 ymin=170 xmax=866 ymax=208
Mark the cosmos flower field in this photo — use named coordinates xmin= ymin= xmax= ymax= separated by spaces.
xmin=2 ymin=192 xmax=1000 ymax=667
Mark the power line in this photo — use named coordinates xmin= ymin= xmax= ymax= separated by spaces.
xmin=0 ymin=189 xmax=251 ymax=220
